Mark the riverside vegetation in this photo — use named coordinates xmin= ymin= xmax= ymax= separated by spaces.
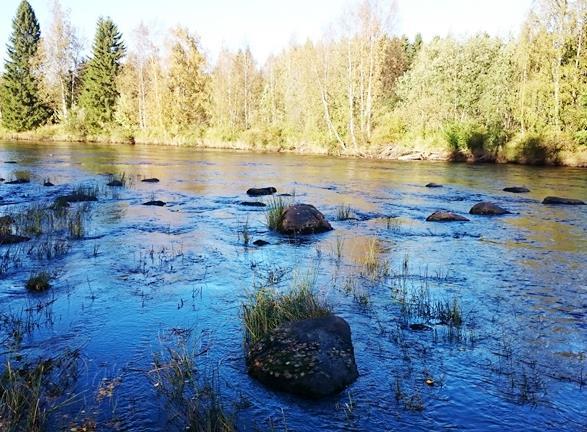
xmin=1 ymin=0 xmax=587 ymax=166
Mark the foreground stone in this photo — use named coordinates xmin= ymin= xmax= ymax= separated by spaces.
xmin=141 ymin=178 xmax=160 ymax=183
xmin=0 ymin=234 xmax=30 ymax=245
xmin=542 ymin=196 xmax=585 ymax=205
xmin=426 ymin=211 xmax=470 ymax=222
xmin=241 ymin=201 xmax=267 ymax=207
xmin=247 ymin=315 xmax=358 ymax=398
xmin=425 ymin=183 xmax=442 ymax=188
xmin=247 ymin=187 xmax=277 ymax=196
xmin=469 ymin=202 xmax=510 ymax=216
xmin=143 ymin=200 xmax=166 ymax=207
xmin=503 ymin=186 xmax=530 ymax=193
xmin=278 ymin=204 xmax=333 ymax=235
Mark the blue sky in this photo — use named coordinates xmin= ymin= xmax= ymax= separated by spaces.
xmin=1 ymin=0 xmax=533 ymax=64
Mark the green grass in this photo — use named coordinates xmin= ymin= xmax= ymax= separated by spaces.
xmin=265 ymin=196 xmax=288 ymax=231
xmin=25 ymin=272 xmax=52 ymax=292
xmin=336 ymin=204 xmax=353 ymax=221
xmin=150 ymin=333 xmax=235 ymax=432
xmin=242 ymin=273 xmax=331 ymax=346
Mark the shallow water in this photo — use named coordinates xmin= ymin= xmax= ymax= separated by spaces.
xmin=0 ymin=141 xmax=586 ymax=431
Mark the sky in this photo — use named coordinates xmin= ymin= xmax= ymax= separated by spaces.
xmin=0 ymin=0 xmax=534 ymax=64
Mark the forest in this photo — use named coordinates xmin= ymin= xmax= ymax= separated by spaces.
xmin=1 ymin=0 xmax=586 ymax=166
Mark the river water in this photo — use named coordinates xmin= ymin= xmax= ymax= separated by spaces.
xmin=0 ymin=141 xmax=585 ymax=431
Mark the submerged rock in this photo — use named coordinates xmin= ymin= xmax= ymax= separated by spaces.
xmin=253 ymin=239 xmax=270 ymax=247
xmin=425 ymin=183 xmax=443 ymax=188
xmin=247 ymin=187 xmax=277 ymax=197
xmin=409 ymin=323 xmax=433 ymax=332
xmin=5 ymin=179 xmax=30 ymax=185
xmin=247 ymin=315 xmax=358 ymax=398
xmin=426 ymin=211 xmax=470 ymax=222
xmin=141 ymin=178 xmax=160 ymax=183
xmin=278 ymin=204 xmax=333 ymax=235
xmin=241 ymin=201 xmax=267 ymax=208
xmin=4 ymin=161 xmax=17 ymax=164
xmin=143 ymin=200 xmax=166 ymax=207
xmin=503 ymin=186 xmax=530 ymax=193
xmin=542 ymin=196 xmax=585 ymax=205
xmin=54 ymin=193 xmax=97 ymax=208
xmin=107 ymin=180 xmax=123 ymax=187
xmin=0 ymin=233 xmax=30 ymax=245
xmin=43 ymin=181 xmax=54 ymax=187
xmin=469 ymin=202 xmax=510 ymax=216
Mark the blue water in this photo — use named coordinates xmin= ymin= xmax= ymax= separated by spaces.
xmin=0 ymin=141 xmax=586 ymax=431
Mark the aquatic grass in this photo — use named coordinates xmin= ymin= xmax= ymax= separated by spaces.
xmin=25 ymin=272 xmax=52 ymax=292
xmin=237 ymin=218 xmax=250 ymax=247
xmin=242 ymin=272 xmax=331 ymax=346
xmin=265 ymin=196 xmax=288 ymax=231
xmin=358 ymin=238 xmax=390 ymax=279
xmin=336 ymin=204 xmax=354 ymax=221
xmin=150 ymin=334 xmax=235 ymax=432
xmin=0 ymin=349 xmax=81 ymax=432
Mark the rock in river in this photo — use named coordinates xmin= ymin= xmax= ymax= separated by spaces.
xmin=278 ymin=204 xmax=333 ymax=235
xmin=469 ymin=202 xmax=510 ymax=215
xmin=247 ymin=315 xmax=359 ymax=398
xmin=503 ymin=186 xmax=529 ymax=193
xmin=253 ymin=239 xmax=270 ymax=247
xmin=0 ymin=233 xmax=30 ymax=245
xmin=143 ymin=200 xmax=166 ymax=207
xmin=426 ymin=211 xmax=470 ymax=222
xmin=241 ymin=201 xmax=267 ymax=208
xmin=542 ymin=196 xmax=585 ymax=205
xmin=425 ymin=183 xmax=443 ymax=188
xmin=142 ymin=178 xmax=160 ymax=183
xmin=107 ymin=180 xmax=124 ymax=187
xmin=247 ymin=187 xmax=277 ymax=197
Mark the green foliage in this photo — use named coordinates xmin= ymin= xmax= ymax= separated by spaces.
xmin=79 ymin=17 xmax=125 ymax=130
xmin=575 ymin=131 xmax=587 ymax=146
xmin=0 ymin=1 xmax=52 ymax=131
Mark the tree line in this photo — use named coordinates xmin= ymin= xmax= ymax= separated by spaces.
xmin=1 ymin=0 xmax=586 ymax=164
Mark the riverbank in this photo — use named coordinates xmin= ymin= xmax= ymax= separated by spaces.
xmin=2 ymin=125 xmax=586 ymax=167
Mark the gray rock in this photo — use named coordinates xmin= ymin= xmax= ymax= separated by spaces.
xmin=425 ymin=183 xmax=443 ymax=188
xmin=503 ymin=186 xmax=530 ymax=193
xmin=278 ymin=204 xmax=333 ymax=235
xmin=469 ymin=202 xmax=510 ymax=215
xmin=542 ymin=196 xmax=585 ymax=205
xmin=247 ymin=187 xmax=277 ymax=196
xmin=247 ymin=315 xmax=358 ymax=398
xmin=426 ymin=211 xmax=470 ymax=222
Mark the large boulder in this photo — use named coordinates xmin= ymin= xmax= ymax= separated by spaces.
xmin=247 ymin=315 xmax=358 ymax=398
xmin=542 ymin=196 xmax=585 ymax=205
xmin=247 ymin=187 xmax=277 ymax=197
xmin=469 ymin=202 xmax=510 ymax=215
xmin=426 ymin=211 xmax=469 ymax=222
xmin=503 ymin=186 xmax=529 ymax=193
xmin=278 ymin=204 xmax=333 ymax=234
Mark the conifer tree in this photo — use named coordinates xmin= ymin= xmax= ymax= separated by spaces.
xmin=0 ymin=1 xmax=51 ymax=131
xmin=79 ymin=17 xmax=125 ymax=129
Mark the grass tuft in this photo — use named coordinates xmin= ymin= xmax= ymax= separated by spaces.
xmin=265 ymin=196 xmax=288 ymax=231
xmin=242 ymin=273 xmax=331 ymax=347
xmin=25 ymin=272 xmax=52 ymax=292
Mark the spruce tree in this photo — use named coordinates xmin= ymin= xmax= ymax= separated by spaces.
xmin=79 ymin=17 xmax=125 ymax=129
xmin=0 ymin=1 xmax=51 ymax=132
